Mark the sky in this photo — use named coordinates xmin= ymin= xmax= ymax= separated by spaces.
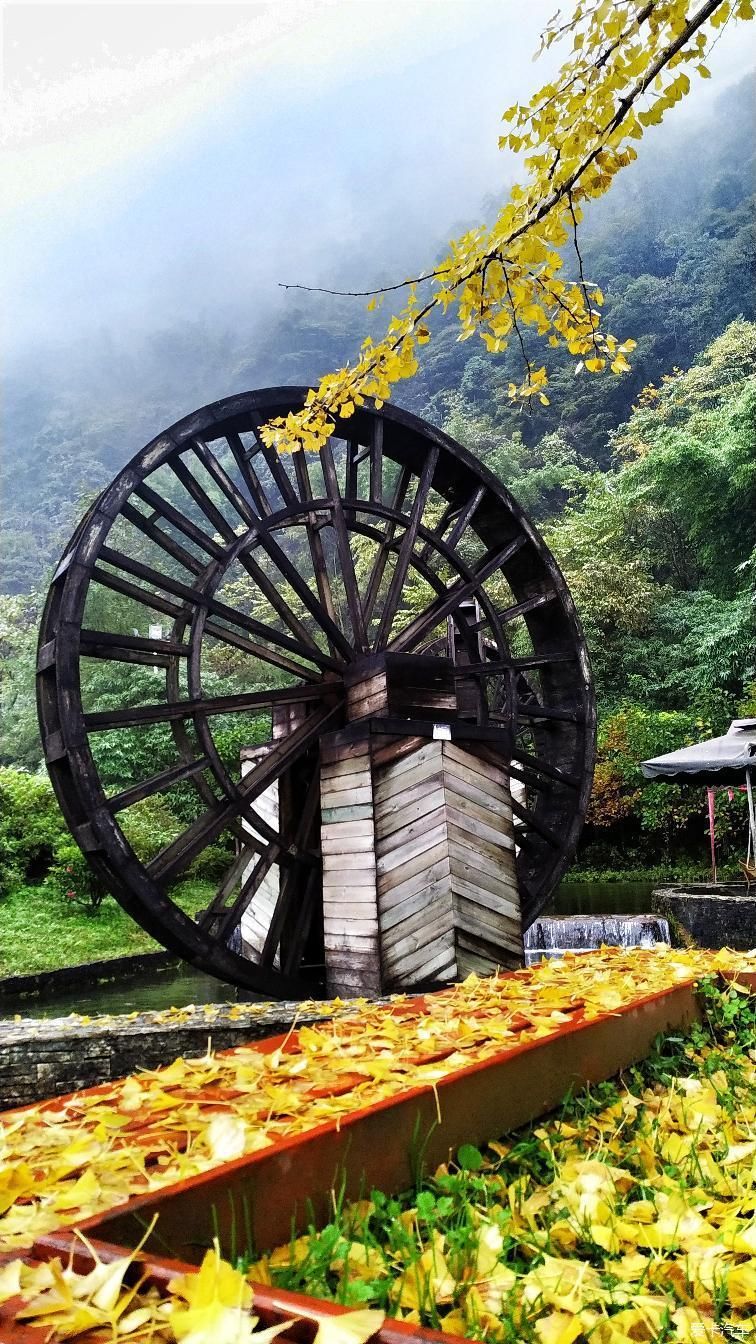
xmin=2 ymin=1 xmax=755 ymax=359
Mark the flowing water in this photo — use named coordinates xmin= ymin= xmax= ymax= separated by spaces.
xmin=523 ymin=913 xmax=670 ymax=966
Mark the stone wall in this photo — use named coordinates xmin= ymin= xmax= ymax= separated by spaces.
xmin=0 ymin=999 xmax=365 ymax=1111
xmin=652 ymin=884 xmax=756 ymax=951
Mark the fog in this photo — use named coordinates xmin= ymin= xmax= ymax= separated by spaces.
xmin=3 ymin=0 xmax=754 ymax=375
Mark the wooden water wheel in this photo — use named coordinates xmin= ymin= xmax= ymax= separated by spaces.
xmin=37 ymin=389 xmax=595 ymax=997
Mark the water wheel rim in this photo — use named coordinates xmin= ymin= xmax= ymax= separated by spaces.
xmin=37 ymin=388 xmax=594 ymax=993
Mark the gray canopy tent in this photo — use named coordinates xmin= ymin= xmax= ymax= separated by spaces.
xmin=641 ymin=719 xmax=756 ymax=882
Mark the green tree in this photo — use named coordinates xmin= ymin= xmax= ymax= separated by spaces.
xmin=548 ymin=321 xmax=756 ymax=717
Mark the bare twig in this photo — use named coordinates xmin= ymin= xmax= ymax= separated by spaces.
xmin=278 ymin=268 xmax=450 ymax=299
xmin=567 ymin=189 xmax=602 ymax=359
xmin=503 ymin=266 xmax=533 ymax=388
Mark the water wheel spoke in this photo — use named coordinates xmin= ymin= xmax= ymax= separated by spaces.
xmin=237 ymin=796 xmax=319 ymax=864
xmin=108 ymin=757 xmax=210 ymax=813
xmin=236 ymin=549 xmax=323 ymax=654
xmin=345 ymin=436 xmax=359 ymax=511
xmin=239 ymin=702 xmax=340 ymax=812
xmin=280 ymin=867 xmax=319 ymax=977
xmin=244 ymin=517 xmax=353 ymax=663
xmin=291 ymin=448 xmax=341 ymax=653
xmin=419 ymin=485 xmax=487 ymax=569
xmin=170 ymin=455 xmax=237 ymax=542
xmin=444 ymin=485 xmax=488 ymax=552
xmin=98 ymin=546 xmax=211 ymax=614
xmin=208 ymin=595 xmax=338 ymax=671
xmin=203 ymin=618 xmax=320 ymax=682
xmin=148 ymin=797 xmax=240 ymax=884
xmin=510 ymin=797 xmax=562 ymax=849
xmin=247 ymin=411 xmax=302 ymax=510
xmin=375 ymin=447 xmax=439 ymax=650
xmin=509 ymin=760 xmax=551 ymax=795
xmin=472 ymin=589 xmax=557 ymax=631
xmin=389 ymin=538 xmax=524 ymax=653
xmin=195 ymin=848 xmax=253 ymax=932
xmin=148 ymin=703 xmax=337 ymax=886
xmin=319 ymin=438 xmax=368 ymax=651
xmin=97 ymin=545 xmax=336 ymax=671
xmin=84 ymin=684 xmax=329 ymax=731
xmin=363 ymin=464 xmax=412 ymax=625
xmin=190 ymin=438 xmax=257 ymax=526
xmin=215 ymin=844 xmax=282 ymax=940
xmin=259 ymin=765 xmax=321 ymax=967
xmin=135 ymin=482 xmax=226 ymax=559
xmin=516 ymin=700 xmax=584 ymax=724
xmin=225 ymin=431 xmax=274 ymax=517
xmin=454 ymin=650 xmax=576 ymax=680
xmin=511 ymin=746 xmax=581 ymax=788
xmin=512 ymin=652 xmax=577 ymax=670
xmin=121 ymin=501 xmax=207 ymax=577
xmin=92 ymin=564 xmax=190 ymax=622
xmin=369 ymin=418 xmax=383 ymax=506
xmin=513 ymin=824 xmax=539 ymax=856
xmin=79 ymin=629 xmax=189 ymax=664
xmin=416 ymin=498 xmax=457 ymax=566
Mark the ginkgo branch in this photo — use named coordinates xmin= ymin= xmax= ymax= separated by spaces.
xmin=261 ymin=0 xmax=753 ymax=454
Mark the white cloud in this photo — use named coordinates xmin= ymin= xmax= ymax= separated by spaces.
xmin=1 ymin=1 xmax=519 ymax=213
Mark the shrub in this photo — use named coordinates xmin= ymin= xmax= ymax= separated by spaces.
xmin=118 ymin=795 xmax=232 ymax=880
xmin=0 ymin=767 xmax=67 ymax=896
xmin=44 ymin=840 xmax=106 ymax=913
xmin=0 ymin=766 xmax=226 ymax=914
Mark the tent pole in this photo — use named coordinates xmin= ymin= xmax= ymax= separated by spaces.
xmin=746 ymin=769 xmax=756 ymax=875
xmin=707 ymin=787 xmax=717 ymax=884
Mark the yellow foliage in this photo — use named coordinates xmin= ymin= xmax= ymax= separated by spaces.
xmin=5 ymin=1241 xmax=385 ymax=1343
xmin=1 ymin=946 xmax=755 ymax=1268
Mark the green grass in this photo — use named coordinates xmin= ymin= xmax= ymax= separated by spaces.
xmin=563 ymin=863 xmax=734 ymax=884
xmin=244 ymin=982 xmax=756 ymax=1338
xmin=0 ymin=880 xmax=214 ymax=977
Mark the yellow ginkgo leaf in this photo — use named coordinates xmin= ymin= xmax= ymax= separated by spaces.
xmin=313 ymin=1307 xmax=386 ymax=1344
xmin=523 ymin=1256 xmax=604 ymax=1315
xmin=0 ymin=1258 xmax=22 ymax=1303
xmin=727 ymin=1259 xmax=756 ymax=1307
xmin=534 ymin=1310 xmax=583 ymax=1344
xmin=206 ymin=1114 xmax=247 ymax=1164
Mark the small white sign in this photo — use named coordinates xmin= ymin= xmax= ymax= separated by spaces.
xmin=432 ymin=722 xmax=452 ymax=740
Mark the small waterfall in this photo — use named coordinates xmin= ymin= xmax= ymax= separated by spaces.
xmin=524 ymin=914 xmax=670 ymax=965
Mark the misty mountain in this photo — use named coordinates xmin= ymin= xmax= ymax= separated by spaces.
xmin=1 ymin=77 xmax=753 ymax=596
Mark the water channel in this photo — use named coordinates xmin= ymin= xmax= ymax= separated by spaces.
xmin=0 ymin=880 xmax=656 ymax=1020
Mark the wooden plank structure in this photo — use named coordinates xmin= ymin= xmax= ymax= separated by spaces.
xmin=379 ymin=739 xmax=520 ymax=983
xmin=239 ymin=745 xmax=280 ymax=964
xmin=317 ymin=651 xmax=522 ymax=995
xmin=36 ymin=387 xmax=595 ymax=996
xmin=321 ymin=736 xmax=382 ymax=995
xmin=319 ymin=729 xmax=521 ymax=995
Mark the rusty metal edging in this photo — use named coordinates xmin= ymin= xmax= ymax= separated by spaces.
xmin=7 ymin=1233 xmax=466 ymax=1344
xmin=68 ymin=980 xmax=699 ymax=1261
